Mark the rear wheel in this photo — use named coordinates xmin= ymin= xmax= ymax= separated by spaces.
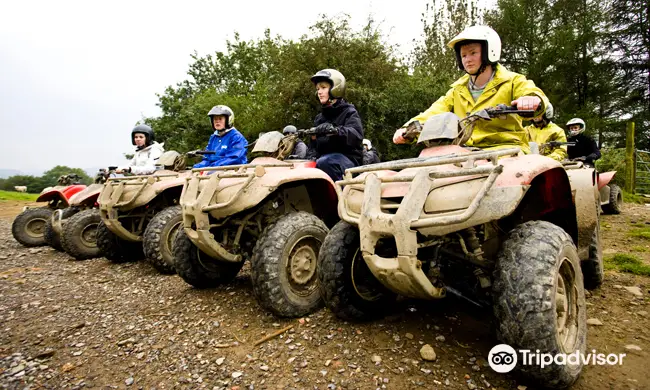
xmin=493 ymin=221 xmax=586 ymax=388
xmin=12 ymin=208 xmax=53 ymax=247
xmin=143 ymin=206 xmax=183 ymax=274
xmin=251 ymin=212 xmax=328 ymax=317
xmin=43 ymin=207 xmax=78 ymax=251
xmin=318 ymin=221 xmax=397 ymax=321
xmin=96 ymin=220 xmax=144 ymax=263
xmin=601 ymin=184 xmax=622 ymax=214
xmin=173 ymin=229 xmax=244 ymax=288
xmin=61 ymin=209 xmax=102 ymax=260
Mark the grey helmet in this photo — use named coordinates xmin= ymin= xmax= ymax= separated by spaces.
xmin=208 ymin=105 xmax=235 ymax=129
xmin=310 ymin=69 xmax=346 ymax=99
xmin=283 ymin=125 xmax=297 ymax=135
xmin=131 ymin=124 xmax=154 ymax=146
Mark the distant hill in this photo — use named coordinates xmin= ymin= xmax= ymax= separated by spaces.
xmin=0 ymin=169 xmax=23 ymax=179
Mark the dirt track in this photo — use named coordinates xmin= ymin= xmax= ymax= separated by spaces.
xmin=1 ymin=201 xmax=649 ymax=390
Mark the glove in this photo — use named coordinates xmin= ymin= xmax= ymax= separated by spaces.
xmin=315 ymin=122 xmax=337 ymax=136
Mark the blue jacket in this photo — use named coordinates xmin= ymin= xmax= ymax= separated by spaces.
xmin=193 ymin=128 xmax=248 ymax=168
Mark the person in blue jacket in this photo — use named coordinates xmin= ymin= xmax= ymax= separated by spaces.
xmin=193 ymin=105 xmax=248 ymax=168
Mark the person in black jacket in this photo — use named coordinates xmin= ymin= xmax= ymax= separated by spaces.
xmin=566 ymin=117 xmax=601 ymax=167
xmin=362 ymin=139 xmax=381 ymax=165
xmin=306 ymin=69 xmax=364 ymax=181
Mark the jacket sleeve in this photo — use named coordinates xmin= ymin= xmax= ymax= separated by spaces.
xmin=394 ymin=87 xmax=455 ymax=144
xmin=335 ymin=109 xmax=364 ymax=148
xmin=547 ymin=125 xmax=568 ymax=162
xmin=212 ymin=132 xmax=248 ymax=167
xmin=193 ymin=136 xmax=215 ymax=169
xmin=293 ymin=141 xmax=307 ymax=159
xmin=130 ymin=146 xmax=164 ymax=175
xmin=511 ymin=74 xmax=549 ymax=117
xmin=585 ymin=136 xmax=601 ymax=163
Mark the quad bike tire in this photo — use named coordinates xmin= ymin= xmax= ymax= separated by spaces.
xmin=173 ymin=229 xmax=244 ymax=288
xmin=318 ymin=220 xmax=397 ymax=321
xmin=61 ymin=209 xmax=102 ymax=260
xmin=96 ymin=220 xmax=144 ymax=263
xmin=601 ymin=184 xmax=622 ymax=215
xmin=251 ymin=212 xmax=328 ymax=318
xmin=143 ymin=206 xmax=183 ymax=274
xmin=44 ymin=207 xmax=79 ymax=251
xmin=493 ymin=221 xmax=586 ymax=389
xmin=12 ymin=208 xmax=54 ymax=247
xmin=581 ymin=216 xmax=604 ymax=290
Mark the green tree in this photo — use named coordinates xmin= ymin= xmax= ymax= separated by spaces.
xmin=41 ymin=166 xmax=92 ymax=187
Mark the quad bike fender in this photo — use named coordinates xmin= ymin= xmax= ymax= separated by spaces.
xmin=565 ymin=167 xmax=600 ymax=259
xmin=37 ymin=184 xmax=86 ymax=205
xmin=597 ymin=171 xmax=616 ymax=190
xmin=68 ymin=183 xmax=103 ymax=207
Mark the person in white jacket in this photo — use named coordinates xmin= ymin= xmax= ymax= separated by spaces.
xmin=116 ymin=125 xmax=165 ymax=175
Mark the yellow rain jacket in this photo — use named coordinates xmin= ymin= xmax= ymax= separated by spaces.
xmin=394 ymin=64 xmax=548 ymax=154
xmin=525 ymin=121 xmax=568 ymax=161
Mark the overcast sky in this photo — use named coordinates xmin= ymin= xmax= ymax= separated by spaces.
xmin=0 ymin=0 xmax=435 ymax=174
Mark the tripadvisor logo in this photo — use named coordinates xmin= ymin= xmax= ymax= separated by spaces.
xmin=488 ymin=344 xmax=626 ymax=373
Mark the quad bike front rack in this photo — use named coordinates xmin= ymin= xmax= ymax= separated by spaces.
xmin=181 ymin=162 xmax=296 ymax=262
xmin=334 ymin=147 xmax=520 ymax=300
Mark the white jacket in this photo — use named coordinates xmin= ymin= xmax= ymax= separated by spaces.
xmin=119 ymin=142 xmax=165 ymax=175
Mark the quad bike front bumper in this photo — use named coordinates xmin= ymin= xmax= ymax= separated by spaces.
xmin=336 ymin=147 xmax=527 ymax=300
xmin=181 ymin=163 xmax=291 ymax=262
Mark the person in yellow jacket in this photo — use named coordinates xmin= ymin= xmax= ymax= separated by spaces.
xmin=393 ymin=25 xmax=549 ymax=154
xmin=524 ymin=103 xmax=568 ymax=161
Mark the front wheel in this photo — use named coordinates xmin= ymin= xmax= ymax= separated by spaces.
xmin=250 ymin=212 xmax=328 ymax=318
xmin=44 ymin=207 xmax=78 ymax=251
xmin=96 ymin=220 xmax=144 ymax=263
xmin=318 ymin=221 xmax=397 ymax=321
xmin=12 ymin=208 xmax=53 ymax=247
xmin=601 ymin=184 xmax=622 ymax=214
xmin=143 ymin=206 xmax=183 ymax=274
xmin=61 ymin=209 xmax=102 ymax=260
xmin=173 ymin=229 xmax=244 ymax=288
xmin=493 ymin=221 xmax=586 ymax=389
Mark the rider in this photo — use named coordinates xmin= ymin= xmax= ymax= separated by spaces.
xmin=193 ymin=105 xmax=248 ymax=168
xmin=116 ymin=124 xmax=165 ymax=175
xmin=362 ymin=139 xmax=381 ymax=165
xmin=306 ymin=69 xmax=364 ymax=181
xmin=282 ymin=125 xmax=307 ymax=159
xmin=566 ymin=118 xmax=601 ymax=166
xmin=524 ymin=103 xmax=568 ymax=161
xmin=393 ymin=26 xmax=549 ymax=153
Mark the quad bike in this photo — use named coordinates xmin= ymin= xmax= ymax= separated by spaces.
xmin=46 ymin=169 xmax=114 ymax=259
xmin=96 ymin=151 xmax=197 ymax=273
xmin=318 ymin=106 xmax=601 ymax=388
xmin=174 ymin=129 xmax=339 ymax=318
xmin=540 ymin=141 xmax=622 ymax=215
xmin=12 ymin=174 xmax=87 ymax=247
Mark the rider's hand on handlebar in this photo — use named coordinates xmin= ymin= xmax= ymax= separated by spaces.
xmin=315 ymin=123 xmax=338 ymax=136
xmin=511 ymin=96 xmax=541 ymax=112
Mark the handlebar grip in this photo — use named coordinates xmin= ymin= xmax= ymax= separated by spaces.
xmin=108 ymin=166 xmax=118 ymax=171
xmin=195 ymin=150 xmax=216 ymax=155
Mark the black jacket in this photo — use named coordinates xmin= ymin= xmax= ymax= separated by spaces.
xmin=567 ymin=133 xmax=601 ymax=165
xmin=307 ymin=99 xmax=364 ymax=166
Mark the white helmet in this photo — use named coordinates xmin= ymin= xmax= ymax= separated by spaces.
xmin=566 ymin=118 xmax=586 ymax=136
xmin=208 ymin=105 xmax=235 ymax=129
xmin=362 ymin=139 xmax=372 ymax=150
xmin=447 ymin=25 xmax=501 ymax=72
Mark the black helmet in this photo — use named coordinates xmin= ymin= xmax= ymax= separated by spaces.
xmin=131 ymin=124 xmax=154 ymax=146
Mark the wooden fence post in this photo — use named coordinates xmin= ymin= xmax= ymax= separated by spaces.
xmin=625 ymin=121 xmax=635 ymax=193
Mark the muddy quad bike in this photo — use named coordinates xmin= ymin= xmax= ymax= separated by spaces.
xmin=319 ymin=106 xmax=601 ymax=389
xmin=174 ymin=129 xmax=339 ymax=318
xmin=46 ymin=169 xmax=114 ymax=259
xmin=541 ymin=141 xmax=622 ymax=216
xmin=12 ymin=174 xmax=87 ymax=247
xmin=96 ymin=151 xmax=195 ymax=273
